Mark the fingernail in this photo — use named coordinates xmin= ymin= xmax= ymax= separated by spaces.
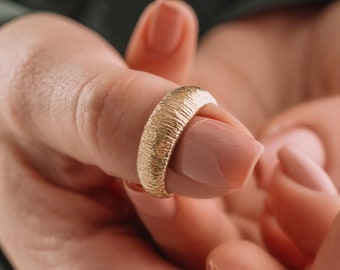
xmin=170 ymin=117 xmax=264 ymax=190
xmin=147 ymin=0 xmax=184 ymax=54
xmin=256 ymin=128 xmax=326 ymax=188
xmin=278 ymin=146 xmax=337 ymax=194
xmin=124 ymin=180 xmax=177 ymax=219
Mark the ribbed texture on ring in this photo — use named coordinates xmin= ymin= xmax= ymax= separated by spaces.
xmin=137 ymin=86 xmax=217 ymax=198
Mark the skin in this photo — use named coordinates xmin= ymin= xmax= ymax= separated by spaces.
xmin=1 ymin=0 xmax=340 ymax=269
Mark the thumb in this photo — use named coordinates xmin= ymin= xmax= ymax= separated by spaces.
xmin=256 ymin=97 xmax=340 ymax=188
xmin=0 ymin=13 xmax=262 ymax=198
xmin=126 ymin=0 xmax=197 ymax=84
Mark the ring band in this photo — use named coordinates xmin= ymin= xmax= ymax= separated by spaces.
xmin=137 ymin=86 xmax=217 ymax=198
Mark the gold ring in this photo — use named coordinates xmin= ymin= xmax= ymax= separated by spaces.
xmin=137 ymin=86 xmax=217 ymax=198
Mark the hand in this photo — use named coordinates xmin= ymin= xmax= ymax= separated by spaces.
xmin=0 ymin=1 xmax=266 ymax=269
xmin=136 ymin=1 xmax=340 ymax=269
xmin=184 ymin=1 xmax=340 ymax=268
xmin=126 ymin=2 xmax=340 ymax=269
xmin=122 ymin=2 xmax=318 ymax=270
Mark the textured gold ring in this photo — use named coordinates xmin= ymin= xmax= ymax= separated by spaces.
xmin=137 ymin=86 xmax=217 ymax=198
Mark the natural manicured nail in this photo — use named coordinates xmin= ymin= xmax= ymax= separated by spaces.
xmin=278 ymin=146 xmax=337 ymax=194
xmin=256 ymin=128 xmax=326 ymax=188
xmin=170 ymin=117 xmax=264 ymax=190
xmin=124 ymin=180 xmax=177 ymax=219
xmin=147 ymin=0 xmax=184 ymax=54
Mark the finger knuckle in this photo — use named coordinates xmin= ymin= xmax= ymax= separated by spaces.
xmin=75 ymin=71 xmax=136 ymax=160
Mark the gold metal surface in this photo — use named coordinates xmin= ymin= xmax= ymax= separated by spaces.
xmin=137 ymin=86 xmax=217 ymax=198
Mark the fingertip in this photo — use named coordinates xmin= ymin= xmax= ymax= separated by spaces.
xmin=267 ymin=155 xmax=340 ymax=257
xmin=278 ymin=146 xmax=337 ymax=194
xmin=126 ymin=0 xmax=198 ymax=83
xmin=166 ymin=116 xmax=263 ymax=198
xmin=256 ymin=128 xmax=326 ymax=189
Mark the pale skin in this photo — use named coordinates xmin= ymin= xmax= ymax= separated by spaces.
xmin=0 ymin=1 xmax=340 ymax=269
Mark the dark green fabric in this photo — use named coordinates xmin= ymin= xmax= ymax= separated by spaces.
xmin=0 ymin=0 xmax=30 ymax=25
xmin=212 ymin=0 xmax=334 ymax=23
xmin=0 ymin=250 xmax=12 ymax=270
xmin=0 ymin=0 xmax=333 ymax=53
